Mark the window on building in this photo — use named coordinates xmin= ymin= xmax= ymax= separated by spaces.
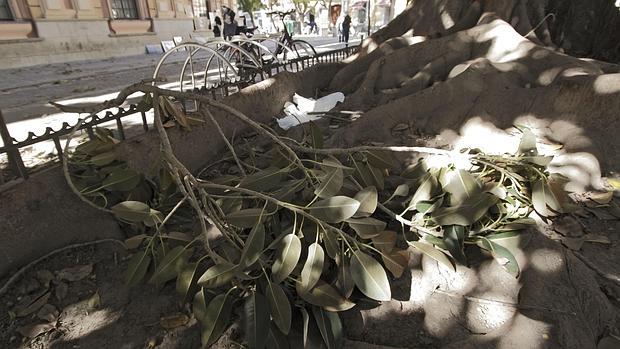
xmin=192 ymin=0 xmax=208 ymax=17
xmin=111 ymin=0 xmax=139 ymax=19
xmin=0 ymin=0 xmax=14 ymax=20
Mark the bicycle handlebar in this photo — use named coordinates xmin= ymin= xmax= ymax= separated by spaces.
xmin=266 ymin=10 xmax=295 ymax=18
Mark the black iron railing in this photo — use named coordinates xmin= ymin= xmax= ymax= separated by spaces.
xmin=0 ymin=45 xmax=358 ymax=187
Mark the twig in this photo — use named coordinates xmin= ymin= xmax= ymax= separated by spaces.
xmin=62 ymin=117 xmax=112 ymax=213
xmin=432 ymin=287 xmax=577 ymax=316
xmin=289 ymin=144 xmax=466 ymax=157
xmin=572 ymin=251 xmax=620 ymax=285
xmin=0 ymin=239 xmax=125 ymax=296
xmin=202 ymin=106 xmax=246 ymax=176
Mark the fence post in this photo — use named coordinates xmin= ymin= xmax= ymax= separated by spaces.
xmin=0 ymin=111 xmax=29 ymax=179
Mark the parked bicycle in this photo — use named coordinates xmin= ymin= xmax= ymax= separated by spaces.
xmin=265 ymin=10 xmax=317 ymax=61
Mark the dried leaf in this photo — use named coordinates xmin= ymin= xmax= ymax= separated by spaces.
xmin=176 ymin=262 xmax=200 ymax=302
xmin=36 ymin=304 xmax=59 ymax=322
xmin=17 ymin=323 xmax=55 ymax=338
xmin=590 ymin=191 xmax=614 ymax=204
xmin=16 ymin=292 xmax=50 ymax=317
xmin=87 ymin=291 xmax=101 ymax=309
xmin=372 ymin=230 xmax=397 ymax=254
xmin=57 ymin=264 xmax=93 ymax=282
xmin=160 ymin=314 xmax=189 ymax=329
xmin=382 ymin=250 xmax=409 ymax=278
xmin=408 ymin=172 xmax=438 ymax=210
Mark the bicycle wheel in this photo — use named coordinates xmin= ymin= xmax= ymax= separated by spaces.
xmin=287 ymin=39 xmax=317 ymax=60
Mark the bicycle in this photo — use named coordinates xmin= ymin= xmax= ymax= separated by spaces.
xmin=264 ymin=10 xmax=317 ymax=61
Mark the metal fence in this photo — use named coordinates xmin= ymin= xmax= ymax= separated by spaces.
xmin=0 ymin=45 xmax=357 ymax=187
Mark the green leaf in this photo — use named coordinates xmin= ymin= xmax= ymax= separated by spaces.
xmin=350 ymin=251 xmax=391 ymax=301
xmin=346 ymin=217 xmax=386 ymax=239
xmin=272 ymin=234 xmax=302 ymax=283
xmin=368 ymin=164 xmax=385 ymax=190
xmin=431 ymin=193 xmax=499 ymax=226
xmin=500 ymin=217 xmax=537 ymax=230
xmin=310 ymin=122 xmax=324 ymax=149
xmin=314 ymin=166 xmax=344 ymax=199
xmin=307 ymin=196 xmax=360 ymax=223
xmin=477 ymin=237 xmax=520 ymax=277
xmin=200 ymin=291 xmax=233 ymax=347
xmin=193 ymin=288 xmax=216 ymax=323
xmin=198 ymin=262 xmax=238 ymax=288
xmin=300 ymin=243 xmax=324 ymax=292
xmin=442 ymin=169 xmax=481 ymax=205
xmin=176 ymin=262 xmax=200 ymax=302
xmin=487 ymin=230 xmax=531 ymax=251
xmin=125 ymin=251 xmax=151 ymax=287
xmin=226 ymin=208 xmax=274 ymax=228
xmin=240 ymin=224 xmax=265 ymax=267
xmin=416 ymin=197 xmax=444 ymax=215
xmin=353 ymin=186 xmax=378 ymax=218
xmin=409 ymin=241 xmax=455 ymax=271
xmin=266 ymin=324 xmax=290 ymax=349
xmin=102 ymin=168 xmax=141 ymax=191
xmin=443 ymin=225 xmax=467 ymax=265
xmin=273 ymin=179 xmax=306 ymax=201
xmin=518 ymin=128 xmax=538 ymax=156
xmin=322 ymin=228 xmax=339 ymax=260
xmin=401 ymin=159 xmax=428 ymax=180
xmin=112 ymin=201 xmax=151 ymax=222
xmin=352 ymin=159 xmax=374 ymax=188
xmin=383 ymin=184 xmax=409 ymax=204
xmin=90 ymin=151 xmax=116 ymax=166
xmin=149 ymin=246 xmax=191 ymax=284
xmin=239 ymin=167 xmax=285 ymax=192
xmin=366 ymin=150 xmax=398 ymax=169
xmin=532 ymin=179 xmax=561 ymax=217
xmin=244 ymin=291 xmax=270 ymax=349
xmin=297 ymin=280 xmax=356 ymax=312
xmin=408 ymin=172 xmax=438 ymax=210
xmin=265 ymin=280 xmax=292 ymax=334
xmin=335 ymin=256 xmax=354 ymax=298
xmin=312 ymin=307 xmax=337 ymax=349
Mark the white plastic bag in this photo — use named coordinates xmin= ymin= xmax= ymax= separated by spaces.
xmin=277 ymin=92 xmax=345 ymax=130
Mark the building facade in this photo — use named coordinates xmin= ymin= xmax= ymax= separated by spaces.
xmin=0 ymin=0 xmax=236 ymax=68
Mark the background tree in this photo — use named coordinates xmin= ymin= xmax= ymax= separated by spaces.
xmin=238 ymin=0 xmax=264 ymax=14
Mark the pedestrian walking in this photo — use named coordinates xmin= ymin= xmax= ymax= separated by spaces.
xmin=342 ymin=14 xmax=351 ymax=46
xmin=223 ymin=13 xmax=237 ymax=40
xmin=213 ymin=16 xmax=222 ymax=38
